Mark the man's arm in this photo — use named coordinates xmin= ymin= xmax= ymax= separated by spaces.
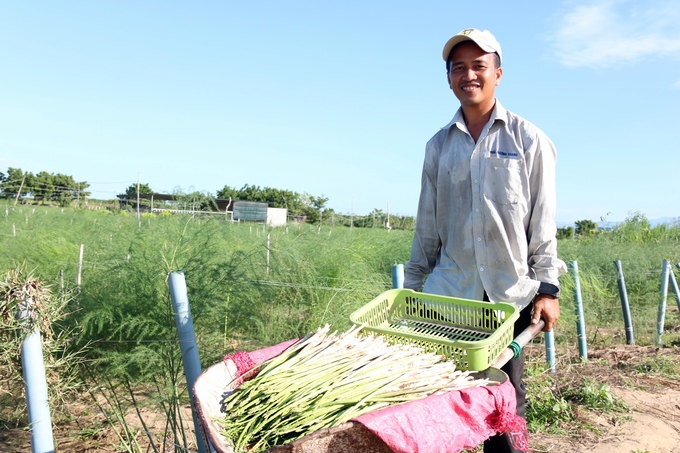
xmin=524 ymin=128 xmax=567 ymax=330
xmin=404 ymin=143 xmax=441 ymax=291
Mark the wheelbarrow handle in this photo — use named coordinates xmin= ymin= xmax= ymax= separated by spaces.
xmin=489 ymin=319 xmax=545 ymax=369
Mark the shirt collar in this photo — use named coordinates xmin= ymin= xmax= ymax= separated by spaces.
xmin=444 ymin=99 xmax=508 ymax=133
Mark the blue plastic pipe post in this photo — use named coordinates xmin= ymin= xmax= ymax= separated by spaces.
xmin=545 ymin=330 xmax=556 ymax=372
xmin=168 ymin=271 xmax=209 ymax=453
xmin=18 ymin=300 xmax=55 ymax=453
xmin=614 ymin=260 xmax=635 ymax=345
xmin=391 ymin=264 xmax=404 ymax=289
xmin=570 ymin=261 xmax=587 ymax=360
xmin=656 ymin=260 xmax=670 ymax=346
xmin=668 ymin=265 xmax=680 ymax=313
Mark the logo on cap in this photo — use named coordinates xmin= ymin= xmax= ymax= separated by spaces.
xmin=461 ymin=29 xmax=472 ymax=35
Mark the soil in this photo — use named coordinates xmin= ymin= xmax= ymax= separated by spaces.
xmin=528 ymin=344 xmax=680 ymax=453
xmin=1 ymin=343 xmax=679 ymax=453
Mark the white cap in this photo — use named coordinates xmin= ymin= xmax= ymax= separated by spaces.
xmin=442 ymin=28 xmax=502 ymax=64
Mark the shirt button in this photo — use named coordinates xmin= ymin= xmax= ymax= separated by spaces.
xmin=477 ymin=237 xmax=482 ymax=242
xmin=480 ymin=267 xmax=485 ymax=272
xmin=474 ymin=179 xmax=478 ymax=184
xmin=475 ymin=208 xmax=480 ymax=212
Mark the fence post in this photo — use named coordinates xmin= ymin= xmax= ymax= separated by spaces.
xmin=545 ymin=330 xmax=556 ymax=372
xmin=614 ymin=260 xmax=635 ymax=345
xmin=656 ymin=260 xmax=670 ymax=346
xmin=18 ymin=298 xmax=55 ymax=453
xmin=570 ymin=260 xmax=587 ymax=360
xmin=266 ymin=233 xmax=270 ymax=275
xmin=668 ymin=264 xmax=680 ymax=313
xmin=168 ymin=271 xmax=209 ymax=453
xmin=391 ymin=264 xmax=404 ymax=289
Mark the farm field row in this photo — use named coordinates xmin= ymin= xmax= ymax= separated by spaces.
xmin=1 ymin=203 xmax=678 ymax=452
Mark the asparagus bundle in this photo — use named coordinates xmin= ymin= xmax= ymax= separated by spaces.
xmin=219 ymin=324 xmax=490 ymax=452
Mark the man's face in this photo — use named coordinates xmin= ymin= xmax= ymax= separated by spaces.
xmin=447 ymin=41 xmax=502 ymax=109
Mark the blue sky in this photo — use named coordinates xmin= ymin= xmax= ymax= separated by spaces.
xmin=1 ymin=1 xmax=678 ymax=225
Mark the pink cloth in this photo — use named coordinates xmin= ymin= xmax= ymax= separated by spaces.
xmin=223 ymin=340 xmax=528 ymax=453
xmin=354 ymin=380 xmax=528 ymax=453
xmin=223 ymin=338 xmax=299 ymax=385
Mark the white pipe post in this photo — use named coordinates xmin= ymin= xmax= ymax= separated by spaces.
xmin=668 ymin=265 xmax=680 ymax=313
xmin=545 ymin=331 xmax=556 ymax=372
xmin=614 ymin=260 xmax=635 ymax=345
xmin=18 ymin=299 xmax=55 ymax=453
xmin=391 ymin=264 xmax=404 ymax=289
xmin=167 ymin=271 xmax=209 ymax=453
xmin=656 ymin=260 xmax=670 ymax=346
xmin=266 ymin=233 xmax=271 ymax=275
xmin=76 ymin=244 xmax=84 ymax=289
xmin=571 ymin=260 xmax=588 ymax=360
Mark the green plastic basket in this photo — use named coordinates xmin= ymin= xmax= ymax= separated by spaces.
xmin=349 ymin=288 xmax=519 ymax=371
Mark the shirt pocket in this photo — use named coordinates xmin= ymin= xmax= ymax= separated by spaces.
xmin=484 ymin=157 xmax=523 ymax=205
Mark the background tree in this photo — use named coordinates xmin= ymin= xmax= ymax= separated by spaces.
xmin=117 ymin=183 xmax=154 ymax=209
xmin=216 ymin=184 xmax=314 ymax=219
xmin=557 ymin=226 xmax=575 ymax=239
xmin=216 ymin=185 xmax=239 ymax=201
xmin=119 ymin=183 xmax=154 ymax=199
xmin=173 ymin=190 xmax=218 ymax=212
xmin=303 ymin=194 xmax=329 ymax=225
xmin=575 ymin=219 xmax=598 ymax=236
xmin=0 ymin=168 xmax=89 ymax=206
xmin=0 ymin=168 xmax=27 ymax=199
xmin=29 ymin=172 xmax=89 ymax=206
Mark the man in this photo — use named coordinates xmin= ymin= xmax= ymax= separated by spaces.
xmin=404 ymin=28 xmax=567 ymax=452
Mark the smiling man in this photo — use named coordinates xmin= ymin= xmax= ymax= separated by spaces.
xmin=404 ymin=29 xmax=567 ymax=453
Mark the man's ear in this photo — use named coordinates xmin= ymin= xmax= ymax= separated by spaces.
xmin=495 ymin=67 xmax=503 ymax=86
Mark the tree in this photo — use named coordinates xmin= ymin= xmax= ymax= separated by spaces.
xmin=119 ymin=183 xmax=154 ymax=199
xmin=575 ymin=219 xmax=597 ymax=236
xmin=50 ymin=173 xmax=90 ymax=207
xmin=117 ymin=183 xmax=154 ymax=210
xmin=557 ymin=226 xmax=575 ymax=239
xmin=173 ymin=190 xmax=218 ymax=212
xmin=216 ymin=185 xmax=239 ymax=201
xmin=308 ymin=194 xmax=329 ymax=224
xmin=0 ymin=168 xmax=26 ymax=199
xmin=32 ymin=171 xmax=87 ymax=204
xmin=216 ymin=184 xmax=321 ymax=219
xmin=0 ymin=168 xmax=89 ymax=206
xmin=308 ymin=195 xmax=329 ymax=212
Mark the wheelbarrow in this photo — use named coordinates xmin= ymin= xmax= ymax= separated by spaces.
xmin=192 ymin=290 xmax=545 ymax=453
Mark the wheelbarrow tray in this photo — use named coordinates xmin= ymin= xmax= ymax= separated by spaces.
xmin=192 ymin=356 xmax=508 ymax=453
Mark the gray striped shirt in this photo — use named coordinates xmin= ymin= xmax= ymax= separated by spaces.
xmin=404 ymin=100 xmax=567 ymax=309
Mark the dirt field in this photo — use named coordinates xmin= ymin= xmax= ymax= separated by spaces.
xmin=529 ymin=344 xmax=680 ymax=453
xmin=1 ymin=344 xmax=679 ymax=453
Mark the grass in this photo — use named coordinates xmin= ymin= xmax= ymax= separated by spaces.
xmin=634 ymin=354 xmax=680 ymax=380
xmin=524 ymin=361 xmax=626 ymax=437
xmin=0 ymin=203 xmax=414 ymax=451
xmin=1 ymin=202 xmax=679 ymax=451
xmin=555 ymin=212 xmax=680 ymax=347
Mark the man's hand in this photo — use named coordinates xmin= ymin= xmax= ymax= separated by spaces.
xmin=532 ymin=294 xmax=560 ymax=332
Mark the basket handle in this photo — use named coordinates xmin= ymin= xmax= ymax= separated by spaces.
xmin=489 ymin=320 xmax=545 ymax=369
